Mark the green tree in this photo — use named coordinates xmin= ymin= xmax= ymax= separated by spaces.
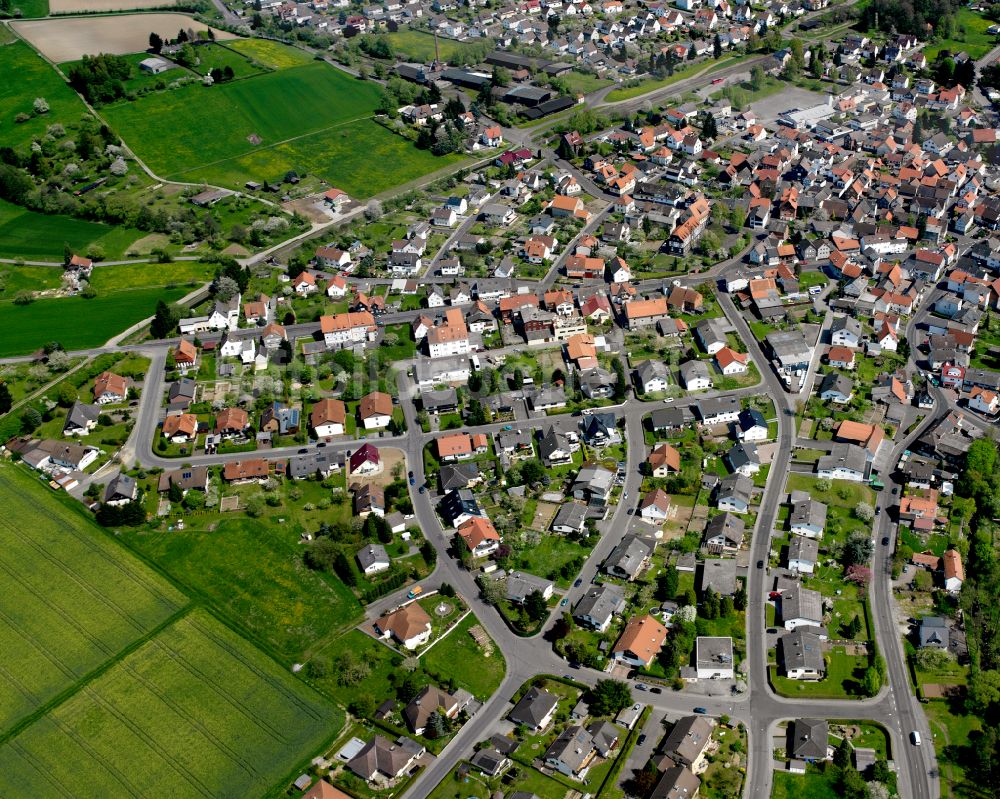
xmin=863 ymin=665 xmax=881 ymax=697
xmin=713 ymin=33 xmax=722 ymax=59
xmin=589 ymin=679 xmax=632 ymax=716
xmin=750 ymin=65 xmax=765 ymax=91
xmin=833 ymin=738 xmax=853 ymax=769
xmin=525 ymin=590 xmax=548 ymax=622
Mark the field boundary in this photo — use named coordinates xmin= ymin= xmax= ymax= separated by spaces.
xmin=0 ymin=604 xmax=193 ymax=746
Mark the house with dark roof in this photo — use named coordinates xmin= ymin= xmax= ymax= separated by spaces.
xmin=661 ymin=715 xmax=714 ymax=770
xmin=780 ymin=629 xmax=826 ymax=680
xmin=919 ymin=616 xmax=949 ymax=649
xmin=357 ymin=543 xmax=390 ymax=575
xmin=788 ymin=719 xmax=829 ymax=762
xmin=651 ymin=766 xmax=701 ymax=799
xmin=543 ymin=725 xmax=598 ymax=779
xmin=347 ymin=735 xmax=425 ymax=783
xmin=573 ymin=583 xmax=626 ymax=632
xmin=703 ymin=512 xmax=745 ymax=554
xmin=63 ymin=401 xmax=100 ymax=436
xmin=603 ymin=534 xmax=652 ymax=580
xmin=508 ymin=686 xmax=559 ymax=731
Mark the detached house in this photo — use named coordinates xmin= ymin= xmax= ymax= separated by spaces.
xmin=612 ymin=614 xmax=667 ymax=667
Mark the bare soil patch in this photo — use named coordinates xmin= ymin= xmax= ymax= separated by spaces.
xmin=50 ymin=0 xmax=180 ymax=13
xmin=12 ymin=14 xmax=233 ymax=62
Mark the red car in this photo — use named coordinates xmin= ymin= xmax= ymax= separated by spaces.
xmin=711 ymin=78 xmax=725 ymax=84
xmin=768 ymin=591 xmax=781 ymax=600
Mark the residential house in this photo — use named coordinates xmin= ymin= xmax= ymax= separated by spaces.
xmin=357 ymin=543 xmax=391 ymax=574
xmin=375 ymin=603 xmax=433 ymax=650
xmin=612 ymin=614 xmax=668 ymax=667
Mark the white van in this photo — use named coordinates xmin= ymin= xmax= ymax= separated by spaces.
xmin=911 ymin=731 xmax=921 ymax=746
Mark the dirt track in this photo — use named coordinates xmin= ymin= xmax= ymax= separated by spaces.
xmin=12 ymin=13 xmax=233 ymax=62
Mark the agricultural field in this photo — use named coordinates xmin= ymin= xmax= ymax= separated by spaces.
xmin=226 ymin=37 xmax=315 ymax=70
xmin=192 ymin=42 xmax=269 ymax=80
xmin=0 ymin=285 xmax=189 ymax=356
xmin=0 ymin=41 xmax=91 ymax=152
xmin=0 ymin=464 xmax=187 ymax=734
xmin=120 ymin=513 xmax=363 ymax=661
xmin=0 ymin=610 xmax=341 ymax=799
xmin=101 ymin=42 xmax=464 ymax=196
xmin=87 ymin=261 xmax=216 ymax=292
xmin=384 ymin=30 xmax=491 ymax=63
xmin=11 ymin=14 xmax=233 ymax=62
xmin=0 ymin=199 xmax=145 ymax=262
xmin=103 ymin=60 xmax=381 ymax=176
xmin=0 ymin=263 xmax=62 ymax=296
xmin=50 ymin=0 xmax=181 ymax=11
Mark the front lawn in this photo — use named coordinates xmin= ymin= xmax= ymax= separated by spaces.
xmin=771 ymin=763 xmax=841 ymax=799
xmin=422 ymin=613 xmax=506 ymax=699
xmin=769 ymin=647 xmax=869 ymax=699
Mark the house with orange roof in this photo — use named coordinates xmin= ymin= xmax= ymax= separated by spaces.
xmin=624 ymin=298 xmax=670 ymax=329
xmin=359 ymin=391 xmax=394 ymax=429
xmin=647 ymin=443 xmax=681 ymax=476
xmin=320 ymin=311 xmax=376 ymax=348
xmin=968 ymin=386 xmax=1000 ymax=415
xmin=93 ymin=371 xmax=130 ymax=405
xmin=548 ymin=195 xmax=590 ymax=221
xmin=827 ymin=345 xmax=857 ymax=369
xmin=437 ymin=432 xmax=473 ymax=462
xmin=833 ymin=420 xmax=884 ymax=455
xmin=899 ymin=491 xmax=939 ymax=525
xmin=173 ymin=339 xmax=198 ymax=373
xmin=457 ymin=517 xmax=501 ymax=558
xmin=943 ymin=549 xmax=964 ymax=593
xmin=375 ymin=603 xmax=432 ymax=650
xmin=612 ymin=614 xmax=667 ymax=667
xmin=162 ymin=413 xmax=198 ymax=443
xmin=565 ymin=255 xmax=605 ymax=279
xmin=311 ymin=398 xmax=347 ymax=438
xmin=223 ymin=458 xmax=270 ymax=484
xmin=323 ymin=188 xmax=349 ymax=212
xmin=566 ymin=333 xmax=597 ymax=367
xmin=292 ymin=270 xmax=318 ymax=295
xmin=714 ymin=347 xmax=749 ymax=375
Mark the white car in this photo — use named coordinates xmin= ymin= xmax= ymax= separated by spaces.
xmin=663 ymin=397 xmax=675 ymax=403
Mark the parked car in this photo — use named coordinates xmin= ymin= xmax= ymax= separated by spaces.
xmin=757 ymin=560 xmax=764 ymax=569
xmin=637 ymin=734 xmax=647 ymax=745
xmin=693 ymin=707 xmax=708 ymax=714
xmin=574 ymin=578 xmax=583 ymax=588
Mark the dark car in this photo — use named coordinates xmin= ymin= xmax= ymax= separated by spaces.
xmin=766 ymin=628 xmax=778 ymax=635
xmin=891 ymin=487 xmax=898 ymax=495
xmin=637 ymin=734 xmax=647 ymax=745
xmin=298 ymin=448 xmax=308 ymax=454
xmin=409 ymin=478 xmax=416 ymax=486
xmin=408 ymin=470 xmax=414 ymax=478
xmin=418 ymin=485 xmax=425 ymax=494
xmin=693 ymin=707 xmax=708 ymax=714
xmin=574 ymin=578 xmax=583 ymax=588
xmin=650 ymin=687 xmax=662 ymax=694
xmin=757 ymin=560 xmax=764 ymax=569
xmin=882 ymin=536 xmax=890 ymax=546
